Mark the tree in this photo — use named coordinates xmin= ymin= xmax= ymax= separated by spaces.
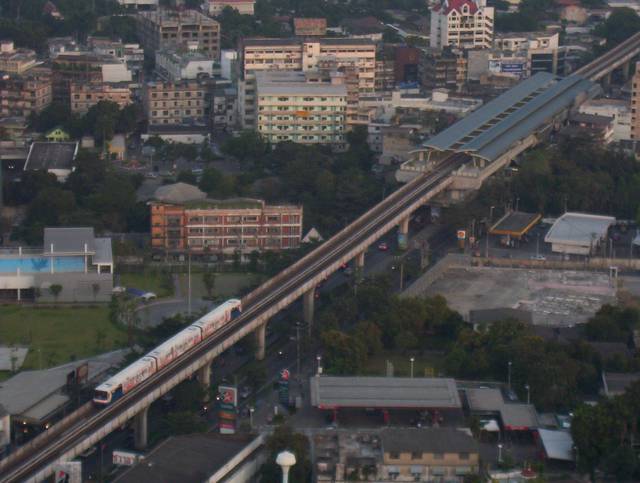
xmin=176 ymin=170 xmax=197 ymax=185
xmin=596 ymin=7 xmax=640 ymax=47
xmin=173 ymin=379 xmax=206 ymax=412
xmin=221 ymin=130 xmax=268 ymax=164
xmin=202 ymin=271 xmax=217 ymax=298
xmin=321 ymin=329 xmax=367 ymax=374
xmin=49 ymin=284 xmax=63 ymax=302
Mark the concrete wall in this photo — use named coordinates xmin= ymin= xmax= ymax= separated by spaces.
xmin=473 ymin=255 xmax=640 ymax=272
xmin=401 ymin=254 xmax=470 ymax=297
xmin=34 ymin=273 xmax=113 ymax=303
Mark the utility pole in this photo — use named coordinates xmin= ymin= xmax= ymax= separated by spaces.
xmin=296 ymin=322 xmax=301 ymax=382
xmin=187 ymin=250 xmax=192 ymax=316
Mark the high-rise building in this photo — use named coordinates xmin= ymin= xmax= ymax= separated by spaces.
xmin=255 ymin=71 xmax=347 ymax=148
xmin=430 ymin=0 xmax=494 ymax=50
xmin=239 ymin=37 xmax=376 ymax=127
xmin=143 ymin=79 xmax=209 ymax=127
xmin=0 ymin=67 xmax=52 ymax=118
xmin=137 ymin=9 xmax=221 ymax=60
xmin=150 ymin=198 xmax=303 ymax=254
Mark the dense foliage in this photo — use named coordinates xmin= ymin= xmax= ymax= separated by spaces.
xmin=259 ymin=425 xmax=312 ymax=483
xmin=7 ymin=150 xmax=147 ymax=244
xmin=572 ymin=381 xmax=640 ymax=481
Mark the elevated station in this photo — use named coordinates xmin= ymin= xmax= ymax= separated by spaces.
xmin=398 ymin=72 xmax=600 ymax=199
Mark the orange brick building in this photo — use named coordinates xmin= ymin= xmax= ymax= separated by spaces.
xmin=150 ymin=199 xmax=303 ymax=255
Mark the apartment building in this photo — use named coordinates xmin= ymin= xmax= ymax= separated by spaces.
xmin=70 ymin=82 xmax=132 ymax=114
xmin=380 ymin=428 xmax=480 ymax=481
xmin=143 ymin=79 xmax=208 ymax=126
xmin=51 ymin=53 xmax=132 ymax=103
xmin=421 ymin=48 xmax=467 ymax=91
xmin=430 ymin=0 xmax=494 ymax=50
xmin=0 ymin=68 xmax=52 ymax=118
xmin=137 ymin=9 xmax=221 ymax=59
xmin=239 ymin=37 xmax=375 ymax=127
xmin=117 ymin=0 xmax=158 ymax=7
xmin=150 ymin=198 xmax=303 ymax=254
xmin=205 ymin=0 xmax=255 ymax=16
xmin=0 ymin=41 xmax=37 ymax=74
xmin=256 ymin=71 xmax=347 ymax=147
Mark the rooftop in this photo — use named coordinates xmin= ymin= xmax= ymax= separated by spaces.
xmin=138 ymin=9 xmax=219 ymax=27
xmin=184 ymin=198 xmax=266 ymax=210
xmin=544 ymin=212 xmax=615 ymax=247
xmin=490 ymin=211 xmax=541 ymax=237
xmin=153 ymin=182 xmax=206 ymax=204
xmin=44 ymin=227 xmax=96 ymax=254
xmin=0 ymin=350 xmax=127 ymax=422
xmin=256 ymin=71 xmax=347 ymax=96
xmin=602 ymin=372 xmax=640 ymax=397
xmin=310 ymin=376 xmax=462 ymax=409
xmin=114 ymin=433 xmax=256 ymax=483
xmin=380 ymin=427 xmax=478 ymax=454
xmin=422 ymin=73 xmax=595 ymax=162
xmin=24 ymin=142 xmax=78 ymax=172
xmin=465 ymin=387 xmax=538 ymax=430
xmin=538 ymin=429 xmax=574 ymax=461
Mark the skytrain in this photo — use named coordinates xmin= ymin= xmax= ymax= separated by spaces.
xmin=93 ymin=299 xmax=242 ymax=405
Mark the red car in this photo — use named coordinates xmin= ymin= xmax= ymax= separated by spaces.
xmin=378 ymin=242 xmax=389 ymax=251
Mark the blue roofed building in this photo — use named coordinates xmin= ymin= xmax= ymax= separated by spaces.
xmin=0 ymin=227 xmax=113 ymax=303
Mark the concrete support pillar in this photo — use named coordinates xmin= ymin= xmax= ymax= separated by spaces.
xmin=134 ymin=406 xmax=149 ymax=451
xmin=397 ymin=217 xmax=410 ymax=250
xmin=603 ymin=71 xmax=612 ymax=90
xmin=197 ymin=363 xmax=212 ymax=400
xmin=355 ymin=252 xmax=365 ymax=270
xmin=303 ymin=287 xmax=315 ymax=330
xmin=623 ymin=61 xmax=632 ymax=82
xmin=255 ymin=323 xmax=266 ymax=361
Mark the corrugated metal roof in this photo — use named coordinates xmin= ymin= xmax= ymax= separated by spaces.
xmin=544 ymin=212 xmax=615 ymax=246
xmin=422 ymin=73 xmax=595 ymax=162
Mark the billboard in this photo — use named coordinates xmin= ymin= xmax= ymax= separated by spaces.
xmin=501 ymin=62 xmax=526 ymax=74
xmin=218 ymin=385 xmax=238 ymax=434
xmin=113 ymin=450 xmax=143 ymax=466
xmin=279 ymin=369 xmax=290 ymax=405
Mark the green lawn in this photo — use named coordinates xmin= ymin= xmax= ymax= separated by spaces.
xmin=0 ymin=306 xmax=127 ymax=371
xmin=177 ymin=272 xmax=265 ymax=300
xmin=362 ymin=352 xmax=445 ymax=378
xmin=118 ymin=271 xmax=174 ymax=298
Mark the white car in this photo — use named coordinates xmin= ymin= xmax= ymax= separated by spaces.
xmin=112 ymin=286 xmax=126 ymax=294
xmin=141 ymin=292 xmax=157 ymax=301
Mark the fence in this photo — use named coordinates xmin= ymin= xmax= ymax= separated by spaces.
xmin=401 ymin=253 xmax=470 ymax=297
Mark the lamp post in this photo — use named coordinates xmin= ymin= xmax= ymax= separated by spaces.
xmin=507 ymin=361 xmax=512 ymax=390
xmin=316 ymin=355 xmax=322 ymax=375
xmin=410 ymin=357 xmax=415 ymax=378
xmin=485 ymin=205 xmax=495 ymax=258
xmin=525 ymin=384 xmax=530 ymax=405
xmin=249 ymin=406 xmax=254 ymax=430
xmin=497 ymin=443 xmax=503 ymax=464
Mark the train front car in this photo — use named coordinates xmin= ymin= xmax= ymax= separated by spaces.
xmin=93 ymin=356 xmax=158 ymax=406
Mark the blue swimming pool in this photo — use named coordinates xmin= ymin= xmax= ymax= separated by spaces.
xmin=0 ymin=256 xmax=85 ymax=274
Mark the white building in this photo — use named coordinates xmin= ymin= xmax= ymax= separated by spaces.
xmin=155 ymin=45 xmax=216 ymax=81
xmin=101 ymin=58 xmax=133 ymax=83
xmin=545 ymin=212 xmax=615 ymax=256
xmin=389 ymin=88 xmax=482 ymax=115
xmin=205 ymin=0 xmax=255 ymax=15
xmin=255 ymin=71 xmax=347 ymax=148
xmin=579 ymin=98 xmax=631 ymax=142
xmin=116 ymin=0 xmax=158 ymax=7
xmin=430 ymin=0 xmax=494 ymax=50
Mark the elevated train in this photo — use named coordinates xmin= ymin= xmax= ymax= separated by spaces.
xmin=93 ymin=299 xmax=242 ymax=405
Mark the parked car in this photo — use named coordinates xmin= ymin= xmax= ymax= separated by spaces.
xmin=378 ymin=242 xmax=389 ymax=251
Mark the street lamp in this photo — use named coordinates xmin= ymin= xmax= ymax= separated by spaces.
xmin=507 ymin=361 xmax=512 ymax=390
xmin=525 ymin=384 xmax=530 ymax=405
xmin=497 ymin=444 xmax=503 ymax=464
xmin=410 ymin=357 xmax=415 ymax=378
xmin=249 ymin=406 xmax=255 ymax=430
xmin=316 ymin=355 xmax=322 ymax=375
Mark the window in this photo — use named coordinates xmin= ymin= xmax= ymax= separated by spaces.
xmin=389 ymin=452 xmax=400 ymax=460
xmin=459 ymin=452 xmax=470 ymax=460
xmin=411 ymin=451 xmax=422 ymax=460
xmin=433 ymin=453 xmax=444 ymax=460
